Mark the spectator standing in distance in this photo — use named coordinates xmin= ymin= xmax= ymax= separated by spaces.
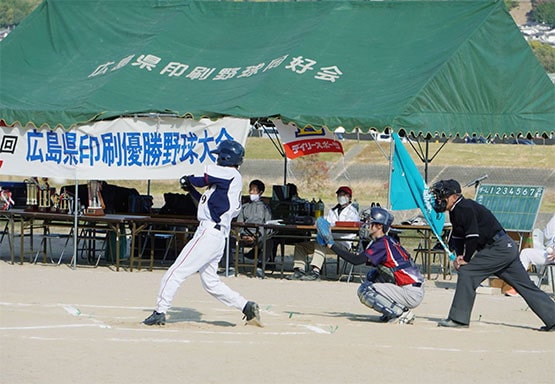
xmin=288 ymin=186 xmax=360 ymax=281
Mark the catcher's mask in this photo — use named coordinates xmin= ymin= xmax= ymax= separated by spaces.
xmin=359 ymin=206 xmax=394 ymax=239
xmin=431 ymin=179 xmax=461 ymax=213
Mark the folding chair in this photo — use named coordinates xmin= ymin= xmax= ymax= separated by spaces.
xmin=233 ymin=226 xmax=261 ymax=277
xmin=134 ymin=225 xmax=178 ymax=271
xmin=33 ymin=226 xmax=73 ymax=265
xmin=530 ymin=228 xmax=554 ymax=293
xmin=69 ymin=227 xmax=108 ymax=267
xmin=536 ymin=262 xmax=555 ymax=294
xmin=338 ymin=239 xmax=367 ymax=283
xmin=0 ymin=220 xmax=10 ymax=248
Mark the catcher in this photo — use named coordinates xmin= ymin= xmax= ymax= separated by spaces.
xmin=316 ymin=206 xmax=424 ymax=324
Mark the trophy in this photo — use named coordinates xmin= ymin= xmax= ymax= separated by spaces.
xmin=24 ymin=177 xmax=40 ymax=211
xmin=58 ymin=188 xmax=72 ymax=214
xmin=85 ymin=180 xmax=105 ymax=216
xmin=38 ymin=178 xmax=51 ymax=212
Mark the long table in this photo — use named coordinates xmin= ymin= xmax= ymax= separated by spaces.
xmin=127 ymin=215 xmax=199 ymax=271
xmin=2 ymin=210 xmax=360 ymax=278
xmin=3 ymin=209 xmax=150 ymax=271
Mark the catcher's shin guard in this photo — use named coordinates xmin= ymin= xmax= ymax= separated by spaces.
xmin=357 ymin=281 xmax=406 ymax=318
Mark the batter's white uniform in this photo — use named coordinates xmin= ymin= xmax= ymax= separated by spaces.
xmin=154 ymin=164 xmax=248 ymax=314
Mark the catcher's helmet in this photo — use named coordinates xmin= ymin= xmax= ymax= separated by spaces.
xmin=362 ymin=206 xmax=394 ymax=232
xmin=210 ymin=140 xmax=245 ymax=167
xmin=431 ymin=179 xmax=461 ymax=212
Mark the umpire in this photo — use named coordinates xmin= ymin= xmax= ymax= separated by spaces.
xmin=431 ymin=179 xmax=555 ymax=331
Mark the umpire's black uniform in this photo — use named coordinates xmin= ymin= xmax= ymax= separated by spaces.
xmin=447 ymin=196 xmax=555 ymax=328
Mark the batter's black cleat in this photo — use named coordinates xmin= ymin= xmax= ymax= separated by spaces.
xmin=242 ymin=301 xmax=262 ymax=327
xmin=143 ymin=311 xmax=166 ymax=326
xmin=539 ymin=324 xmax=555 ymax=332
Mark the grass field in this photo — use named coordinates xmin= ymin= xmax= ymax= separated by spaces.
xmin=242 ymin=138 xmax=555 ymax=213
xmin=245 ymin=137 xmax=555 ymax=168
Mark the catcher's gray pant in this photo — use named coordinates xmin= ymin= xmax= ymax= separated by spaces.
xmin=357 ymin=280 xmax=425 ymax=318
xmin=448 ymin=234 xmax=555 ymax=327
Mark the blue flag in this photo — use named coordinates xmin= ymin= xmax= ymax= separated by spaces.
xmin=390 ymin=133 xmax=454 ymax=259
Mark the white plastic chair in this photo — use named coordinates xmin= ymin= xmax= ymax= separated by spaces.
xmin=531 ymin=228 xmax=554 ymax=293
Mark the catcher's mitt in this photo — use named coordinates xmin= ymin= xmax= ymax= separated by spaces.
xmin=316 ymin=217 xmax=334 ymax=246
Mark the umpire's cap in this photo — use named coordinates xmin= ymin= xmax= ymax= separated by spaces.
xmin=431 ymin=179 xmax=461 ymax=199
xmin=336 ymin=186 xmax=352 ymax=196
xmin=210 ymin=140 xmax=245 ymax=167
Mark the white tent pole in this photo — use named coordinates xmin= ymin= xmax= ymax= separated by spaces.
xmin=72 ymin=179 xmax=78 ymax=269
xmin=387 ymin=132 xmax=394 ymax=209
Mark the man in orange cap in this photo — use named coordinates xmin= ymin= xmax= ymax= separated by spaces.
xmin=288 ymin=186 xmax=360 ymax=281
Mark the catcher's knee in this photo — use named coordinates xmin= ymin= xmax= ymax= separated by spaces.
xmin=357 ymin=282 xmax=406 ymax=317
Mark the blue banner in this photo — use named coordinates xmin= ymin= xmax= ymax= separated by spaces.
xmin=390 ymin=133 xmax=454 ymax=259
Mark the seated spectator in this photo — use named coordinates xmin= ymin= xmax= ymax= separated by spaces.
xmin=505 ymin=214 xmax=555 ymax=296
xmin=287 ymin=186 xmax=360 ymax=281
xmin=236 ymin=179 xmax=273 ymax=263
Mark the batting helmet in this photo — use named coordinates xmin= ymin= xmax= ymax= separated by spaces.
xmin=210 ymin=140 xmax=245 ymax=167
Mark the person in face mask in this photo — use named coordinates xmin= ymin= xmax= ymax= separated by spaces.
xmin=236 ymin=179 xmax=273 ymax=263
xmin=288 ymin=186 xmax=360 ymax=281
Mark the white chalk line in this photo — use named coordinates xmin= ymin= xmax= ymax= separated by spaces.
xmin=0 ymin=323 xmax=110 ymax=331
xmin=1 ymin=300 xmax=318 ymax=335
xmin=0 ymin=301 xmax=149 ymax=310
xmin=3 ymin=333 xmax=553 ymax=353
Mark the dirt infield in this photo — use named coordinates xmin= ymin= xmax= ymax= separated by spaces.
xmin=1 ymin=261 xmax=553 ymax=384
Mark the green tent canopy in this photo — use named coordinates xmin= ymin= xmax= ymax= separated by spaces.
xmin=1 ymin=0 xmax=553 ymax=137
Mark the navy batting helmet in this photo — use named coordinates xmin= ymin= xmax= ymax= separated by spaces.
xmin=210 ymin=140 xmax=245 ymax=167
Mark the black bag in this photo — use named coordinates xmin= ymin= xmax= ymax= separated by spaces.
xmin=128 ymin=194 xmax=153 ymax=214
xmin=159 ymin=193 xmax=197 ymax=216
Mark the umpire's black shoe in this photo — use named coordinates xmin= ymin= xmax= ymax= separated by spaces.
xmin=242 ymin=301 xmax=263 ymax=327
xmin=539 ymin=324 xmax=555 ymax=332
xmin=143 ymin=311 xmax=166 ymax=326
xmin=437 ymin=318 xmax=469 ymax=328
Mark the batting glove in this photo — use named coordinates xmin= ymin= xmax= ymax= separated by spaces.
xmin=179 ymin=175 xmax=193 ymax=191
